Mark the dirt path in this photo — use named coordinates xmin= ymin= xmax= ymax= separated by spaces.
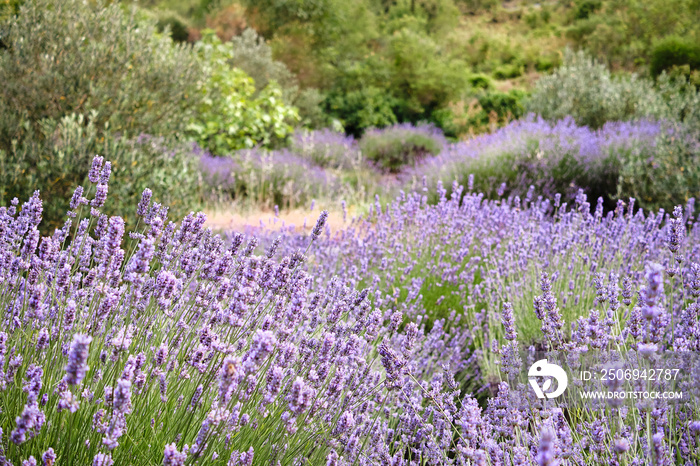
xmin=204 ymin=206 xmax=354 ymax=235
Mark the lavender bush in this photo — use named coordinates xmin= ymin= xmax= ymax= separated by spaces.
xmin=407 ymin=116 xmax=698 ymax=211
xmin=201 ymin=118 xmax=698 ymax=215
xmin=359 ymin=123 xmax=447 ymax=173
xmin=290 ymin=129 xmax=362 ymax=170
xmin=199 ymin=143 xmax=381 ymax=210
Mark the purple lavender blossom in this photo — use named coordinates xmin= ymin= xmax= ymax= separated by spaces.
xmin=41 ymin=448 xmax=56 ymax=466
xmin=136 ymin=188 xmax=152 ymax=217
xmin=64 ymin=334 xmax=92 ymax=385
xmin=113 ymin=379 xmax=133 ymax=414
xmin=92 ymin=453 xmax=114 ymax=466
xmin=535 ymin=429 xmax=557 ymax=466
xmin=163 ymin=443 xmax=187 ymax=466
xmin=88 ymin=156 xmax=104 ymax=183
xmin=311 ymin=211 xmax=328 ymax=241
xmin=501 ymin=302 xmax=517 ymax=341
xmin=91 ymin=184 xmax=108 ymax=208
xmin=11 ymin=402 xmax=45 ymax=444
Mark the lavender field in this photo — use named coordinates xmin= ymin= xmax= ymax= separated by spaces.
xmin=2 ymin=1 xmax=700 ymax=464
xmin=2 ymin=152 xmax=700 ymax=465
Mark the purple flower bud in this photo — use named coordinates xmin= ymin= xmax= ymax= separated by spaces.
xmin=41 ymin=448 xmax=56 ymax=466
xmin=36 ymin=328 xmax=49 ymax=351
xmin=11 ymin=402 xmax=46 ymax=444
xmin=57 ymin=390 xmax=79 ymax=413
xmin=535 ymin=429 xmax=555 ymax=466
xmin=163 ymin=443 xmax=187 ymax=466
xmin=70 ymin=186 xmax=87 ymax=210
xmin=100 ymin=162 xmax=111 ymax=184
xmin=501 ymin=302 xmax=517 ymax=341
xmin=637 ymin=342 xmax=658 ymax=358
xmin=219 ymin=356 xmax=241 ymax=404
xmin=266 ymin=236 xmax=281 ymax=259
xmin=91 ymin=184 xmax=108 ymax=208
xmin=312 ymin=211 xmax=329 ymax=240
xmin=64 ymin=334 xmax=92 ymax=385
xmin=333 ymin=411 xmax=355 ymax=435
xmin=137 ymin=188 xmax=152 ymax=217
xmin=689 ymin=421 xmax=700 ymax=434
xmin=92 ymin=453 xmax=114 ymax=466
xmin=88 ymin=156 xmax=104 ymax=183
xmin=113 ymin=379 xmax=132 ymax=414
xmin=191 ymin=384 xmax=203 ymax=410
xmin=614 ymin=437 xmax=630 ymax=453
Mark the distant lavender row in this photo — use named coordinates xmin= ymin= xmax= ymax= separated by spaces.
xmin=196 ymin=123 xmax=446 ymax=207
xmin=198 ymin=145 xmax=346 ymax=208
xmin=422 ymin=115 xmax=662 ymax=167
xmin=406 ymin=115 xmax=673 ymax=202
xmin=198 ymin=117 xmax=695 ymax=210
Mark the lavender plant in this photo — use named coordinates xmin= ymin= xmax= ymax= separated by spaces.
xmin=359 ymin=124 xmax=446 ymax=173
xmin=199 ymin=143 xmax=380 ymax=210
xmin=290 ymin=129 xmax=362 ymax=171
xmin=407 ymin=115 xmax=698 ymax=211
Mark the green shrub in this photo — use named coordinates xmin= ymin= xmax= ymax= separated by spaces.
xmin=573 ymin=0 xmax=602 ymax=20
xmin=0 ymin=0 xmax=203 ymax=152
xmin=654 ymin=72 xmax=700 ymax=128
xmin=455 ymin=0 xmax=497 ymax=15
xmin=227 ymin=28 xmax=298 ymax=97
xmin=467 ymin=73 xmax=494 ymax=90
xmin=616 ymin=125 xmax=700 ymax=212
xmin=566 ymin=0 xmax=700 ymax=70
xmin=155 ymin=11 xmax=192 ymax=42
xmin=478 ymin=89 xmax=526 ymax=119
xmin=325 ymin=87 xmax=398 ymax=138
xmin=186 ymin=30 xmax=299 ymax=153
xmin=493 ymin=63 xmax=523 ymax=80
xmin=0 ymin=113 xmax=202 ymax=232
xmin=0 ymin=0 xmax=22 ymax=21
xmin=359 ymin=124 xmax=444 ymax=173
xmin=460 ymin=89 xmax=526 ymax=132
xmin=323 ymin=26 xmax=468 ymax=136
xmin=650 ymin=35 xmax=700 ymax=78
xmin=529 ymin=50 xmax=641 ymax=128
xmin=526 ymin=49 xmax=700 ymax=129
xmin=227 ymin=28 xmax=328 ymax=128
xmin=294 ymin=88 xmax=337 ymax=130
xmin=384 ymin=28 xmax=468 ymax=125
xmin=535 ymin=55 xmax=556 ymax=72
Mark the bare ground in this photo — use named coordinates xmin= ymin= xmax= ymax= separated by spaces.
xmin=204 ymin=205 xmax=354 ymax=235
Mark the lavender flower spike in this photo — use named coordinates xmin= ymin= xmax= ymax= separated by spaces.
xmin=88 ymin=156 xmax=104 ymax=183
xmin=64 ymin=334 xmax=92 ymax=385
xmin=41 ymin=448 xmax=56 ymax=466
xmin=163 ymin=443 xmax=187 ymax=466
xmin=311 ymin=211 xmax=329 ymax=240
xmin=502 ymin=302 xmax=517 ymax=341
xmin=535 ymin=429 xmax=556 ymax=466
xmin=92 ymin=453 xmax=114 ymax=466
xmin=137 ymin=188 xmax=153 ymax=217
